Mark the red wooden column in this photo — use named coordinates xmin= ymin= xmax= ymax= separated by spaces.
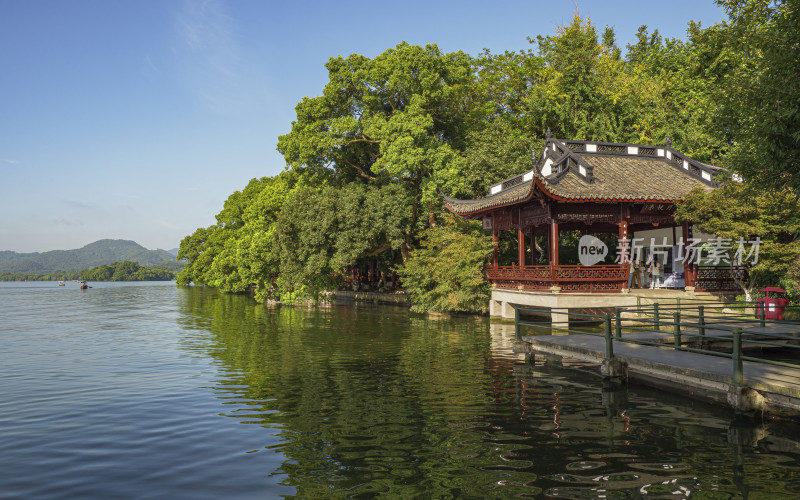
xmin=549 ymin=220 xmax=559 ymax=266
xmin=492 ymin=214 xmax=499 ymax=268
xmin=530 ymin=228 xmax=537 ymax=265
xmin=517 ymin=228 xmax=526 ymax=267
xmin=618 ymin=220 xmax=629 ymax=263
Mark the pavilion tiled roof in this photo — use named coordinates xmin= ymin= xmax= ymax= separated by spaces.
xmin=443 ymin=180 xmax=534 ymax=214
xmin=444 ymin=137 xmax=721 ymax=216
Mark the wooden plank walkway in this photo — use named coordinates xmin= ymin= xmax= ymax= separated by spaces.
xmin=522 ymin=333 xmax=800 ymax=417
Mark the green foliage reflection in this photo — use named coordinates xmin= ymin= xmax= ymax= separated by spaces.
xmin=176 ymin=289 xmax=800 ymax=497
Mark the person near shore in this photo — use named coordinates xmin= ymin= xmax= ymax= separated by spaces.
xmin=629 ymin=259 xmax=642 ymax=288
xmin=637 ymin=261 xmax=646 ymax=288
xmin=650 ymin=261 xmax=663 ymax=289
xmin=628 ymin=260 xmax=634 ymax=288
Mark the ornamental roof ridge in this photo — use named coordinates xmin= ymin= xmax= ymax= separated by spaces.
xmin=552 ymin=137 xmax=722 ymax=187
xmin=443 ymin=136 xmax=721 ymax=217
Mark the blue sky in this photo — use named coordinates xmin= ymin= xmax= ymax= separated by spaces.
xmin=0 ymin=0 xmax=726 ymax=253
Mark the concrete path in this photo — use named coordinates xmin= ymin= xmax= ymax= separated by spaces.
xmin=523 ymin=333 xmax=800 ymax=416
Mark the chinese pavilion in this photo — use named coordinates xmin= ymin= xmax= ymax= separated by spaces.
xmin=444 ymin=133 xmax=730 ymax=294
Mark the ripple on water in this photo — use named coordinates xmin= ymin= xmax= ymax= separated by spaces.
xmin=4 ymin=283 xmax=800 ymax=499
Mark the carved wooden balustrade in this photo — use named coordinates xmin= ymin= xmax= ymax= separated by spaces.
xmin=693 ymin=266 xmax=746 ymax=292
xmin=486 ymin=264 xmax=629 ymax=293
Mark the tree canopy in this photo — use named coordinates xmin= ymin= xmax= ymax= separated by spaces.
xmin=676 ymin=183 xmax=800 ymax=300
xmin=177 ymin=2 xmax=800 ymax=310
xmin=711 ymin=0 xmax=800 ymax=190
xmin=80 ymin=261 xmax=175 ymax=282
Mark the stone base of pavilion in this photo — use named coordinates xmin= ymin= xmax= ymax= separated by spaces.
xmin=491 ymin=287 xmax=738 ymax=328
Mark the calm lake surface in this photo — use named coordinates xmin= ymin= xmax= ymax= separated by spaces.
xmin=3 ymin=281 xmax=800 ymax=498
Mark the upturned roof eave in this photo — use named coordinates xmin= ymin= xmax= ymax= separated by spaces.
xmin=443 ymin=176 xmax=685 ymax=218
xmin=442 ymin=182 xmax=537 ymax=218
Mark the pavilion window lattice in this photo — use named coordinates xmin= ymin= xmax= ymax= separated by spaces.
xmin=638 ymin=147 xmax=656 ymax=156
xmin=693 ymin=266 xmax=746 ymax=292
xmin=597 ymin=144 xmax=626 ymax=154
xmin=501 ymin=174 xmax=525 ymax=191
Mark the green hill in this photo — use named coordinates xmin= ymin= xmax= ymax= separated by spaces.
xmin=0 ymin=239 xmax=183 ymax=273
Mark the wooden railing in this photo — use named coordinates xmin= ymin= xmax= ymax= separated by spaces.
xmin=693 ymin=266 xmax=746 ymax=292
xmin=486 ymin=264 xmax=628 ymax=293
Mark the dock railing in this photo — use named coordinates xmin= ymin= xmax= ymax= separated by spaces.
xmin=514 ymin=301 xmax=800 ymax=384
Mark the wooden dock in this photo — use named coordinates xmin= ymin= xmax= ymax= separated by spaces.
xmin=519 ymin=331 xmax=800 ymax=418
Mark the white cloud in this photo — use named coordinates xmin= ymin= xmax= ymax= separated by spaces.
xmin=141 ymin=55 xmax=160 ymax=81
xmin=173 ymin=0 xmax=269 ymax=114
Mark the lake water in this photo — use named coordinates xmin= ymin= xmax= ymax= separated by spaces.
xmin=2 ymin=281 xmax=800 ymax=498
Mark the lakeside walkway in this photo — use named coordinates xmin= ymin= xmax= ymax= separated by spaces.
xmin=521 ymin=332 xmax=800 ymax=418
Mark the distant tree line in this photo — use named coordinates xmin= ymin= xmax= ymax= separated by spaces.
xmin=178 ymin=1 xmax=800 ymax=310
xmin=1 ymin=261 xmax=176 ymax=282
xmin=79 ymin=261 xmax=175 ymax=281
xmin=1 ymin=271 xmax=83 ymax=282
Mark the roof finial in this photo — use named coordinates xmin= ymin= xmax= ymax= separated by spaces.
xmin=545 ymin=127 xmax=552 ymax=139
xmin=665 ymin=136 xmax=672 ymax=148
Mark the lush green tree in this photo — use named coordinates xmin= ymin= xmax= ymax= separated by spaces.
xmin=0 ymin=271 xmax=81 ymax=281
xmin=177 ymin=172 xmax=298 ymax=295
xmin=398 ymin=215 xmax=493 ymax=313
xmin=472 ymin=15 xmax=713 ymax=152
xmin=132 ymin=266 xmax=175 ymax=281
xmin=277 ymin=42 xmax=479 ymax=252
xmin=525 ymin=15 xmax=659 ymax=143
xmin=84 ymin=264 xmax=113 ymax=281
xmin=206 ymin=173 xmax=298 ymax=298
xmin=783 ymin=256 xmax=800 ymax=303
xmin=711 ymin=0 xmax=800 ymax=190
xmin=274 ymin=182 xmax=413 ymax=303
xmin=453 ymin=119 xmax=538 ymax=199
xmin=78 ymin=261 xmax=175 ymax=281
xmin=111 ymin=261 xmax=139 ymax=281
xmin=675 ymin=182 xmax=800 ymax=300
xmin=622 ymin=23 xmax=730 ymax=162
xmin=176 ymin=226 xmax=220 ymax=286
xmin=179 ymin=176 xmax=275 ymax=288
xmin=177 ymin=11 xmax=800 ymax=313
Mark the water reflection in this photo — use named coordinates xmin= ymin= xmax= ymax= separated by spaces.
xmin=178 ymin=287 xmax=800 ymax=498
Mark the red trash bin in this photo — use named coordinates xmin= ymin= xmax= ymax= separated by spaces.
xmin=755 ymin=286 xmax=789 ymax=321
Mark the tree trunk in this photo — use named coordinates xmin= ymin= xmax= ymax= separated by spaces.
xmin=365 ymin=244 xmax=391 ymax=257
xmin=732 ymin=262 xmax=753 ymax=303
xmin=400 ymin=241 xmax=411 ymax=264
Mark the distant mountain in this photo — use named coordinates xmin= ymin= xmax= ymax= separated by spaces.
xmin=0 ymin=239 xmax=183 ymax=273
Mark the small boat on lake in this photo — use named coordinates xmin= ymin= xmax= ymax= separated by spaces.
xmin=58 ymin=281 xmax=65 ymax=286
xmin=79 ymin=281 xmax=89 ymax=290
